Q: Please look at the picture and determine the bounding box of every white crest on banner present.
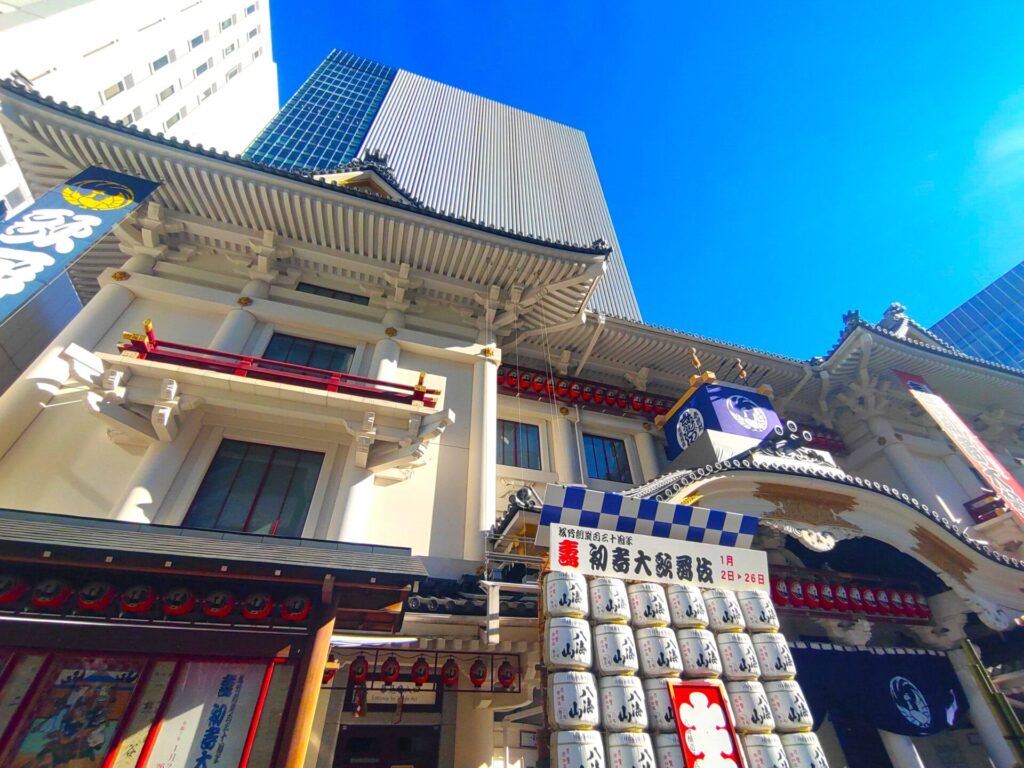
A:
[889,675,931,728]
[0,246,55,297]
[1,208,103,254]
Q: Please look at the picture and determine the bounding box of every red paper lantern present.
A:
[507,370,519,389]
[630,393,644,411]
[121,584,157,614]
[847,585,864,612]
[890,590,905,615]
[819,582,835,611]
[441,657,460,688]
[787,578,806,607]
[162,586,196,616]
[643,396,655,413]
[876,588,893,615]
[902,591,917,617]
[833,583,850,611]
[380,655,400,685]
[280,594,312,622]
[532,376,546,393]
[411,656,430,687]
[32,579,72,609]
[617,392,629,408]
[803,580,820,610]
[497,367,508,386]
[497,659,516,690]
[203,590,236,618]
[349,654,370,684]
[469,658,488,688]
[655,399,669,415]
[556,379,570,397]
[581,385,594,401]
[241,593,273,620]
[915,593,930,619]
[771,576,789,606]
[0,575,27,605]
[861,587,879,614]
[594,388,606,405]
[322,666,338,685]
[77,582,115,612]
[570,382,582,399]
[519,373,532,390]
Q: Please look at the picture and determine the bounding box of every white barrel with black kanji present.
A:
[544,617,593,670]
[593,622,639,676]
[550,729,606,768]
[605,732,656,768]
[703,588,746,632]
[742,733,792,768]
[545,571,589,618]
[725,680,775,733]
[590,577,631,624]
[781,732,830,768]
[752,633,797,680]
[764,680,813,733]
[737,589,780,632]
[653,731,685,768]
[547,671,600,729]
[667,583,709,628]
[677,628,722,678]
[637,626,684,677]
[598,674,649,732]
[717,632,761,681]
[627,582,670,628]
[642,677,677,732]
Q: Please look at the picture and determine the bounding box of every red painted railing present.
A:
[118,321,439,407]
[964,489,1005,524]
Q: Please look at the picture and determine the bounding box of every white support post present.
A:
[551,413,583,485]
[634,429,662,483]
[878,730,926,768]
[948,646,1018,768]
[464,348,498,561]
[334,440,375,544]
[208,280,269,353]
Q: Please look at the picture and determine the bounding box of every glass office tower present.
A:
[244,49,643,320]
[931,261,1024,368]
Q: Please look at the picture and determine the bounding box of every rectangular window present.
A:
[245,3,257,15]
[183,439,324,536]
[263,333,355,373]
[252,48,262,60]
[194,60,209,77]
[220,16,234,30]
[102,80,124,100]
[164,112,181,129]
[5,187,26,210]
[247,26,259,39]
[497,420,542,470]
[190,32,206,49]
[223,42,236,56]
[583,434,632,484]
[200,83,217,102]
[158,84,175,102]
[296,282,370,305]
[226,64,241,81]
[152,53,170,72]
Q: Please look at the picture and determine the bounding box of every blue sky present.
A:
[270,2,1024,360]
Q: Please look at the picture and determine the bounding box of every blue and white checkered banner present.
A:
[537,484,759,548]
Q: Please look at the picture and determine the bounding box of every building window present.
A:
[296,282,370,305]
[245,3,257,15]
[194,60,209,77]
[263,333,355,373]
[199,83,218,102]
[102,80,125,100]
[252,48,262,60]
[247,26,259,39]
[164,112,181,130]
[497,420,541,470]
[583,434,632,484]
[4,188,26,211]
[226,64,241,81]
[190,32,206,49]
[158,84,175,102]
[223,42,236,56]
[151,52,173,72]
[183,439,324,536]
[220,16,234,30]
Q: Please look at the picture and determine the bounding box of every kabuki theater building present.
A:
[0,75,1023,768]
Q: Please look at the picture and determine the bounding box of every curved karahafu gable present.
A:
[0,79,609,333]
[628,456,1024,629]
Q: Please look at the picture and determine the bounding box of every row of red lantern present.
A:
[771,576,931,620]
[497,368,671,415]
[0,574,312,623]
[348,654,517,690]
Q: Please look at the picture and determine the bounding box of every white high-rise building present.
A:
[0,0,279,389]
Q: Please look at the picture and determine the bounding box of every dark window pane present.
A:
[496,419,541,470]
[583,434,632,483]
[184,440,246,528]
[218,443,273,530]
[277,452,323,536]
[246,448,299,534]
[263,333,354,374]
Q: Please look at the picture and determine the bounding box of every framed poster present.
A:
[2,654,147,768]
[668,679,747,768]
[519,730,537,748]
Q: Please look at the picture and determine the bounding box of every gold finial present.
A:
[735,357,748,380]
[415,372,426,392]
[143,319,153,333]
[689,347,703,373]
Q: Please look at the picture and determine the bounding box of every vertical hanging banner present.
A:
[896,371,1024,526]
[0,166,159,325]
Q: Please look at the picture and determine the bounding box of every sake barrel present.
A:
[591,577,631,624]
[742,733,792,768]
[717,632,761,681]
[593,622,639,676]
[781,732,830,768]
[545,571,589,618]
[704,588,746,632]
[637,627,684,677]
[653,731,685,768]
[764,680,813,732]
[642,677,677,732]
[737,590,780,632]
[751,633,797,680]
[677,628,722,678]
[725,680,775,733]
[550,729,606,768]
[605,732,656,768]
[548,671,600,729]
[628,582,670,628]
[599,675,648,732]
[545,617,593,670]
[667,584,708,628]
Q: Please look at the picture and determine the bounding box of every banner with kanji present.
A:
[551,523,769,590]
[896,371,1024,526]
